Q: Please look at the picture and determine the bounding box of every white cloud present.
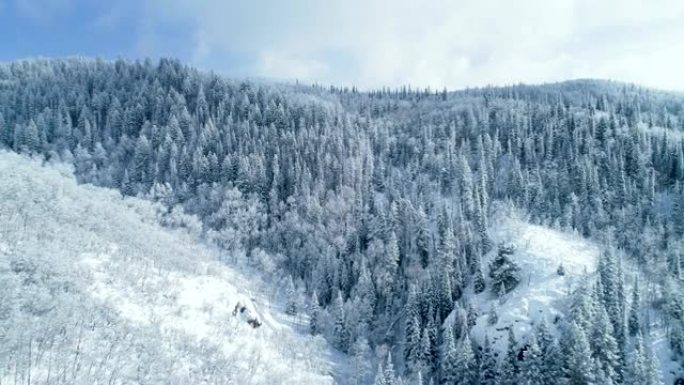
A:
[14,0,73,23]
[257,51,330,82]
[145,0,684,90]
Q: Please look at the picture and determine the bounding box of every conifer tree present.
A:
[440,327,459,385]
[479,334,498,385]
[454,334,477,385]
[564,322,596,385]
[309,290,321,335]
[285,275,297,315]
[590,305,620,382]
[333,291,349,352]
[518,336,544,385]
[499,328,519,385]
[536,319,562,384]
[489,243,521,294]
[374,362,387,385]
[383,352,398,385]
[628,276,641,336]
[352,337,372,385]
[405,316,422,373]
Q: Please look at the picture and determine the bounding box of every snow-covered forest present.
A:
[2,58,684,384]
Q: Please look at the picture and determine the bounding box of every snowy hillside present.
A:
[0,151,334,385]
[471,215,599,350]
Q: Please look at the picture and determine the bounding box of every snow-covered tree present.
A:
[489,243,521,295]
[285,275,298,315]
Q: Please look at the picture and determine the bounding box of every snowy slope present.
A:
[0,151,333,385]
[470,215,599,350]
[470,214,679,384]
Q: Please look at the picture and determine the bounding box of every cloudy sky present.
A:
[1,0,683,90]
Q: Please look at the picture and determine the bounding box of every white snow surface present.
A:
[470,215,599,350]
[0,151,333,385]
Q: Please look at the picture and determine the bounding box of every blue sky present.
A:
[2,0,683,90]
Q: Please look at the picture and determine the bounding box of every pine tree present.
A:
[440,327,459,385]
[333,291,350,352]
[133,135,152,183]
[285,275,297,315]
[499,328,519,385]
[356,263,376,330]
[352,337,372,385]
[427,313,440,375]
[489,243,521,294]
[536,319,562,385]
[626,333,648,385]
[309,290,321,335]
[459,153,475,217]
[416,206,432,268]
[23,120,40,153]
[473,256,486,294]
[437,270,453,320]
[418,328,432,377]
[405,316,422,373]
[466,302,478,330]
[590,305,620,382]
[628,276,641,336]
[564,322,596,385]
[454,334,477,385]
[519,336,544,385]
[644,337,662,385]
[374,362,387,385]
[383,352,398,385]
[479,334,498,385]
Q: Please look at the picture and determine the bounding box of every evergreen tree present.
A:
[383,352,398,385]
[405,316,422,373]
[454,334,477,385]
[352,337,372,385]
[466,302,478,330]
[479,334,499,385]
[628,276,641,336]
[416,206,432,268]
[418,328,432,378]
[518,336,544,385]
[564,322,596,385]
[499,328,518,385]
[626,333,649,385]
[333,291,350,352]
[536,319,562,385]
[285,275,297,315]
[590,305,620,382]
[473,257,486,294]
[374,362,388,385]
[309,290,321,335]
[440,327,459,385]
[489,243,521,295]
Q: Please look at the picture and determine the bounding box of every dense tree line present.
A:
[1,58,683,384]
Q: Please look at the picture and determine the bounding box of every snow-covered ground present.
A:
[469,214,678,384]
[471,215,599,350]
[0,151,334,385]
